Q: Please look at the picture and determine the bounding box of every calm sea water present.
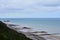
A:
[0,18,60,33]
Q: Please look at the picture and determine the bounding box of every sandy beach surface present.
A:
[4,22,60,40]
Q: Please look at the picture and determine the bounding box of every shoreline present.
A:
[4,21,60,40]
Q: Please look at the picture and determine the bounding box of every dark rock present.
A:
[4,20,10,22]
[40,31,47,33]
[22,27,31,29]
[32,31,47,33]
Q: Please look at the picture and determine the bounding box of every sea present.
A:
[0,18,60,34]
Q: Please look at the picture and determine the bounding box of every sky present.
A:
[0,0,60,18]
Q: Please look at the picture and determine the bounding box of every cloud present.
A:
[38,0,60,6]
[0,0,60,18]
[0,0,60,8]
[0,0,37,9]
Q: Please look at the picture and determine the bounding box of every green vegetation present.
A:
[0,21,32,40]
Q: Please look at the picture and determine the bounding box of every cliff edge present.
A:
[0,21,32,40]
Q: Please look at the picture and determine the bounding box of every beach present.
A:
[4,21,60,40]
[0,18,60,34]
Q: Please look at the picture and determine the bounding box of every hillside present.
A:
[0,21,32,40]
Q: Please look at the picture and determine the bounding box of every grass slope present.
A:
[0,21,32,40]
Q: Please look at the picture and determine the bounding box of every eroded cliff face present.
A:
[0,21,32,40]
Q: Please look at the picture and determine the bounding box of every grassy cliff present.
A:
[0,21,32,40]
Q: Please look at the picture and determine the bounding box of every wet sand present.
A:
[4,22,60,40]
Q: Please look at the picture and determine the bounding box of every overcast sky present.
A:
[0,0,60,18]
